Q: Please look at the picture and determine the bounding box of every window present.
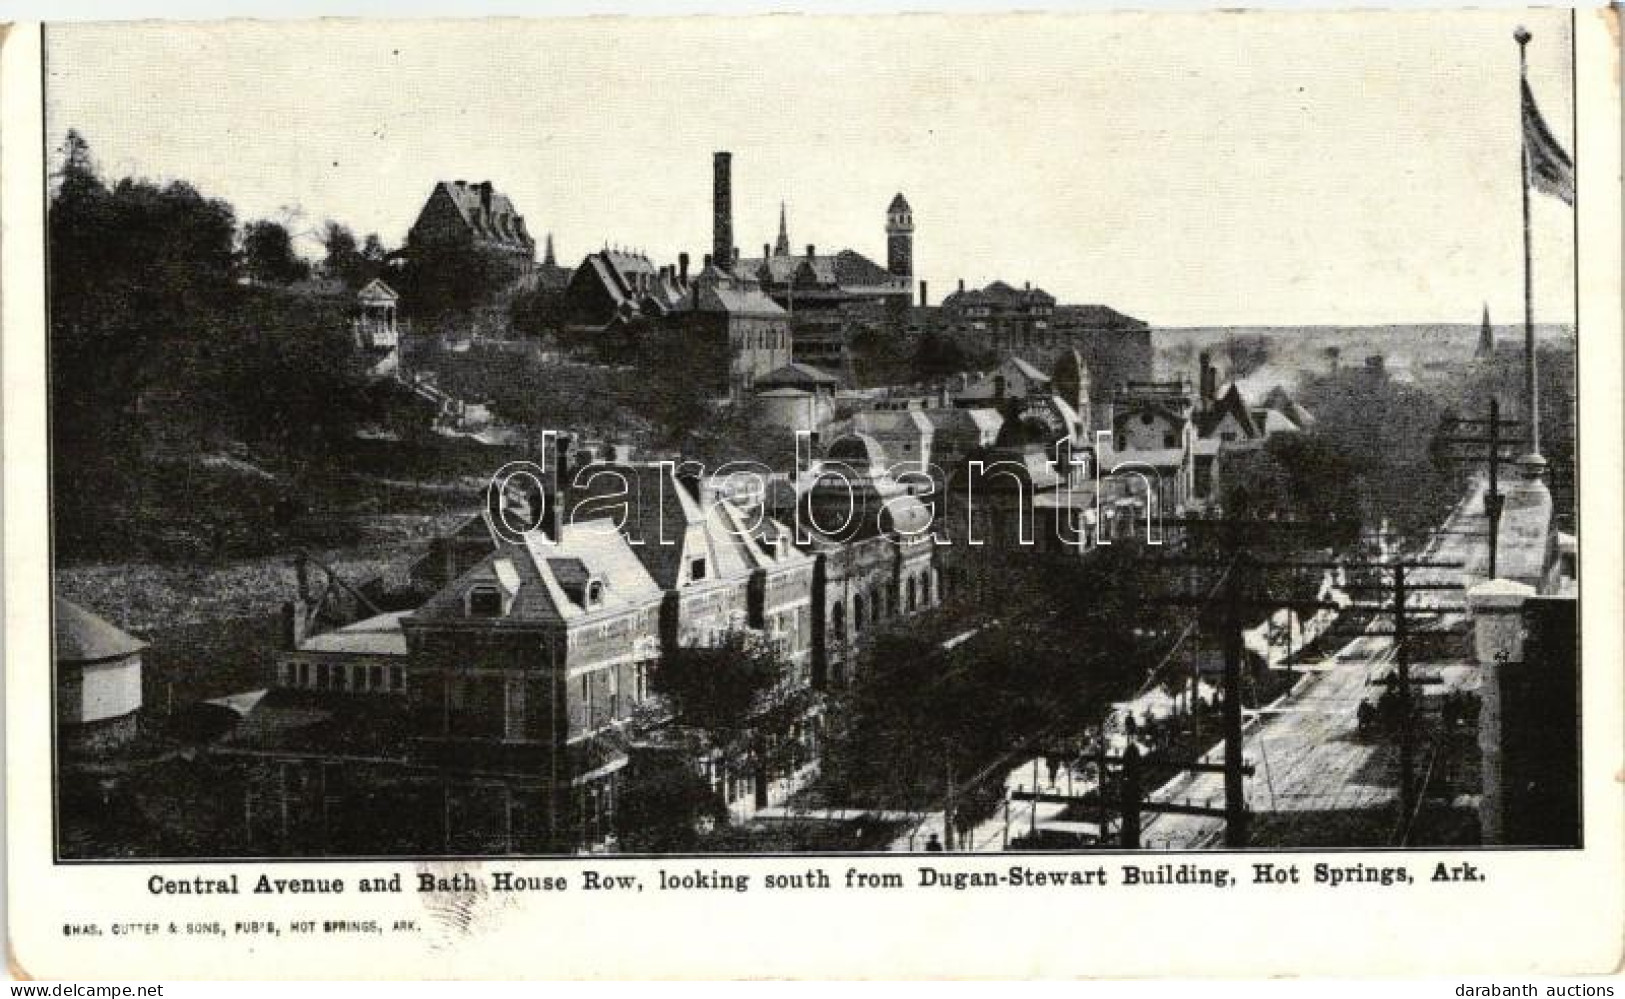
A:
[390,665,405,693]
[468,585,503,617]
[587,579,604,607]
[297,662,311,688]
[1163,433,1176,447]
[1220,431,1236,442]
[369,664,384,691]
[607,669,620,720]
[318,663,332,690]
[1141,413,1154,426]
[690,557,707,581]
[852,595,865,633]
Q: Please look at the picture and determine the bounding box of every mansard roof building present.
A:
[407,179,536,263]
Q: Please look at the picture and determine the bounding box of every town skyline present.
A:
[45,10,1575,328]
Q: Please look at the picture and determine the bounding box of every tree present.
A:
[51,129,102,203]
[320,220,366,287]
[648,630,807,829]
[1227,335,1273,379]
[242,220,308,285]
[615,751,730,853]
[914,329,968,381]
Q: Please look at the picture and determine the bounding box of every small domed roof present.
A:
[55,599,146,663]
[877,493,933,537]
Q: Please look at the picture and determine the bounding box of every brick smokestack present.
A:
[713,152,733,275]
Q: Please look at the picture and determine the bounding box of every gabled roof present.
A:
[1008,357,1051,384]
[695,282,787,317]
[297,610,409,657]
[1261,385,1316,428]
[356,277,399,304]
[758,361,840,389]
[956,357,1053,401]
[853,408,934,442]
[1196,384,1260,439]
[1260,410,1301,435]
[1113,401,1188,431]
[55,599,146,663]
[888,193,912,213]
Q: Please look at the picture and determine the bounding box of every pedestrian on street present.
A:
[925,833,943,852]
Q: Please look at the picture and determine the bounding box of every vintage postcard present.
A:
[3,8,1621,979]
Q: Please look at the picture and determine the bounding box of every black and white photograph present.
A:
[9,4,1623,982]
[35,10,1590,866]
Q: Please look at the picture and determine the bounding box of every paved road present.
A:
[1140,483,1490,849]
[884,482,1492,854]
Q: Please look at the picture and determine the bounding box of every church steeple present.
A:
[773,202,790,257]
[1476,303,1495,360]
[544,232,556,268]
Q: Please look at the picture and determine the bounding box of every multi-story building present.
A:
[940,280,1056,346]
[1102,378,1199,515]
[729,179,915,377]
[406,179,536,270]
[395,450,827,846]
[791,434,942,689]
[401,499,666,850]
[684,264,793,398]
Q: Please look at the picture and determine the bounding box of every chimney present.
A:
[713,151,733,275]
[958,278,965,294]
[550,433,571,541]
[703,253,713,270]
[764,243,771,260]
[283,599,310,650]
[733,247,740,269]
[806,244,815,258]
[1024,281,1031,292]
[479,181,493,212]
[294,553,313,602]
[919,280,929,308]
[1199,350,1215,407]
[679,252,690,283]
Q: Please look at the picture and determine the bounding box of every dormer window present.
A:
[468,585,504,617]
[587,579,605,607]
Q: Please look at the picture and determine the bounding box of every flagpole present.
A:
[1515,25,1541,457]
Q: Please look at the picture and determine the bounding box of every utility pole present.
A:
[1436,402,1523,579]
[1120,741,1142,849]
[1221,556,1249,847]
[1394,563,1414,825]
[1332,558,1466,843]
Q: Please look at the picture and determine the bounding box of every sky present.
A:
[44,9,1577,327]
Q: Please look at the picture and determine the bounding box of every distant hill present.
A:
[1152,323,1575,385]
